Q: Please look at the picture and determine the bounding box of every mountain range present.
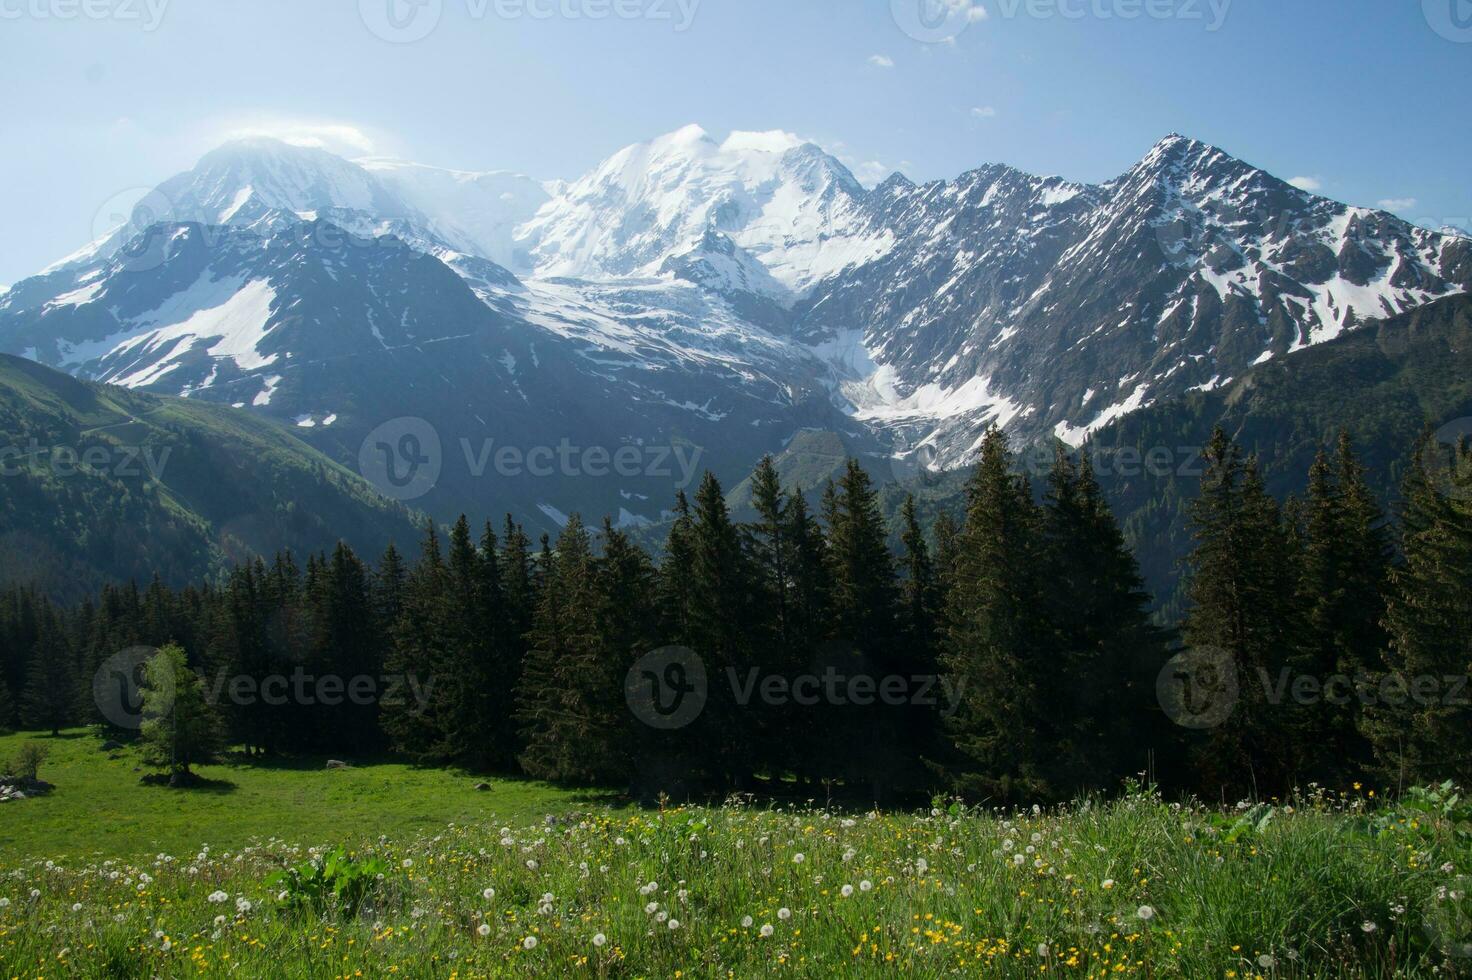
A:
[1,126,1467,539]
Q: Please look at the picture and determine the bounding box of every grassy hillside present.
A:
[1,730,1467,976]
[0,355,422,600]
[0,730,609,860]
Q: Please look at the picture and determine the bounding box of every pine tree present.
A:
[1041,447,1167,794]
[382,523,456,761]
[22,605,74,736]
[515,515,610,782]
[1368,439,1472,786]
[1295,436,1392,782]
[742,458,801,776]
[657,491,696,645]
[139,643,223,783]
[900,496,939,671]
[938,427,1051,801]
[304,542,379,753]
[822,460,906,798]
[1181,428,1307,796]
[684,471,759,788]
[746,457,792,652]
[0,674,15,733]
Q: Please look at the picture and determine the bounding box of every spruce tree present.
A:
[1041,447,1166,794]
[684,471,759,788]
[139,643,223,783]
[22,605,74,736]
[1181,428,1306,796]
[1369,439,1472,786]
[515,515,610,782]
[382,523,456,761]
[938,427,1051,801]
[0,674,15,733]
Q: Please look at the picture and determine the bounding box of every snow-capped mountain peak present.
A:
[518,125,872,291]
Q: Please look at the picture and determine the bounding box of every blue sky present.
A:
[1,0,1468,284]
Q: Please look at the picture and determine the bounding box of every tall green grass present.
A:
[1,732,1468,978]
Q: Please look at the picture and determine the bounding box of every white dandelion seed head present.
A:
[593,932,607,947]
[1137,905,1156,921]
[523,936,538,949]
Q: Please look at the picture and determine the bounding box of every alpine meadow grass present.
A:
[1,736,1468,978]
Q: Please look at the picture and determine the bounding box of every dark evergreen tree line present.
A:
[1,426,1467,802]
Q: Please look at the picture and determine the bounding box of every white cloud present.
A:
[950,0,989,21]
[868,54,895,69]
[971,106,998,119]
[1288,175,1323,192]
[1376,197,1417,211]
[214,119,378,156]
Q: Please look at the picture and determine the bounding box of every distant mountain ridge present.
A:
[1,129,1466,532]
[0,353,421,601]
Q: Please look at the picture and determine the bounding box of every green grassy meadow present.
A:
[1,730,1470,978]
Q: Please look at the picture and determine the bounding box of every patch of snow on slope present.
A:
[108,277,279,386]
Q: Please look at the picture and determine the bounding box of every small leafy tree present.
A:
[5,741,48,782]
[140,644,223,782]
